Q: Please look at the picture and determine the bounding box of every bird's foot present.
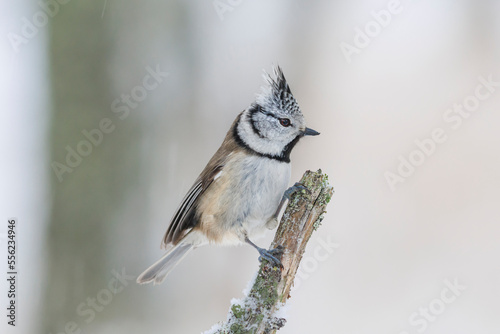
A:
[257,245,284,269]
[284,182,311,200]
[266,184,311,230]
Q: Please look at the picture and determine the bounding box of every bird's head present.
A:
[236,66,319,162]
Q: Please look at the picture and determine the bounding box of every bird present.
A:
[137,65,319,284]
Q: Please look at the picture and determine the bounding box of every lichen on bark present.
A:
[205,169,334,334]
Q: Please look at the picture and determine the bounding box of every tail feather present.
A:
[137,243,193,285]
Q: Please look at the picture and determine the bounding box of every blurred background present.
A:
[1,0,500,333]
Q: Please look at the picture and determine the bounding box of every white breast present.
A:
[220,154,291,242]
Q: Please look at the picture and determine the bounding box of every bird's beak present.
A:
[303,127,320,136]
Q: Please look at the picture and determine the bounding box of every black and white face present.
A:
[236,102,314,161]
[235,66,319,161]
[251,103,305,142]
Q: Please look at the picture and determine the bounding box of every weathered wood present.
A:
[206,169,334,334]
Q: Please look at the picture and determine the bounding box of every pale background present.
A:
[1,0,499,333]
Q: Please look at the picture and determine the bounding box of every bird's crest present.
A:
[256,65,301,116]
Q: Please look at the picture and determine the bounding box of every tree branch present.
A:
[205,169,334,334]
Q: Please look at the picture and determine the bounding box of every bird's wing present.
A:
[161,163,224,247]
[161,115,242,248]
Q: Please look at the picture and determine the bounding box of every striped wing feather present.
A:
[161,116,241,247]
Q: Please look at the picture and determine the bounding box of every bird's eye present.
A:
[279,118,291,127]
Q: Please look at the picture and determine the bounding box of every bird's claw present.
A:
[284,182,311,200]
[258,245,284,269]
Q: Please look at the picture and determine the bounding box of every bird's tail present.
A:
[136,243,193,285]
